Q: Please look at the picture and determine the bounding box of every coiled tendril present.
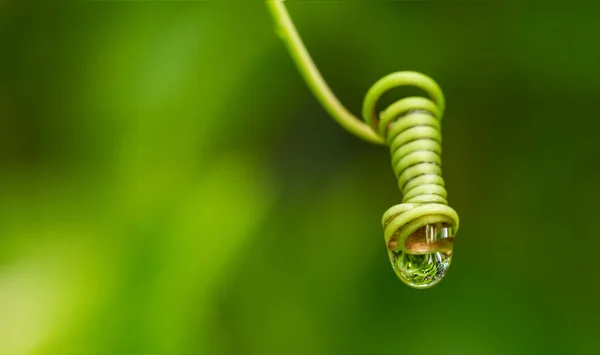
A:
[363,72,459,288]
[267,1,459,288]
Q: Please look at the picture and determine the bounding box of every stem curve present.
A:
[266,1,384,145]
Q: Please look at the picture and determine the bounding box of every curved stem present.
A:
[266,1,384,145]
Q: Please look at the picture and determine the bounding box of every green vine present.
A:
[267,1,460,289]
[266,1,383,144]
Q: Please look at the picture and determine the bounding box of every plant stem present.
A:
[266,1,384,145]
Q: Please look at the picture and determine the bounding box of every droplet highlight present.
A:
[388,223,454,289]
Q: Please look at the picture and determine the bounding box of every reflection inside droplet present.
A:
[389,223,454,289]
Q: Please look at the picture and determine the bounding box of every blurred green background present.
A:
[2,1,600,354]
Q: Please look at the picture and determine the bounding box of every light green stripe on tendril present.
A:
[266,1,384,145]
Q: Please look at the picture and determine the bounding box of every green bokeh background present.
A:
[2,1,600,354]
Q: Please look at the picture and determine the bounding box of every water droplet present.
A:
[388,223,454,289]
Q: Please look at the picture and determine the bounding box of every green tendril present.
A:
[267,1,460,289]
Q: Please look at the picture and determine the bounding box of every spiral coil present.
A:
[362,72,459,287]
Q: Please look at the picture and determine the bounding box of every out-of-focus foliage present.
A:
[1,1,600,354]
